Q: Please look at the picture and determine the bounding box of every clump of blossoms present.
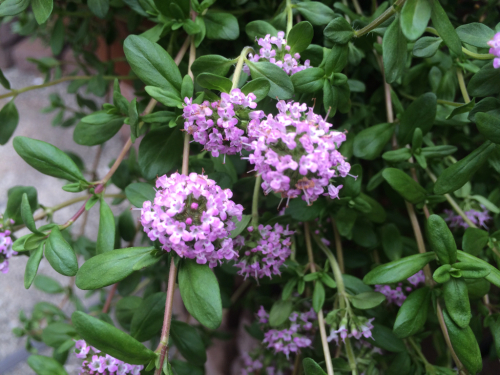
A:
[326,314,375,344]
[374,270,426,306]
[257,306,316,358]
[488,32,500,69]
[245,100,350,205]
[0,226,14,274]
[233,223,294,280]
[444,207,491,229]
[243,31,311,76]
[140,172,243,268]
[183,88,257,159]
[240,352,291,375]
[74,340,143,375]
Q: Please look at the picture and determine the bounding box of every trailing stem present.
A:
[456,68,471,104]
[232,46,254,90]
[155,36,195,375]
[304,222,335,375]
[251,175,262,229]
[354,0,405,38]
[286,0,294,36]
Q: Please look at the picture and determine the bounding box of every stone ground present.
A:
[0,67,126,374]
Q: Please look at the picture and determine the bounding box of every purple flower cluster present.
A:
[245,100,350,205]
[244,31,311,76]
[183,89,257,158]
[258,306,316,358]
[140,172,244,268]
[374,270,426,306]
[233,223,294,279]
[240,352,288,375]
[241,353,264,375]
[0,229,14,274]
[488,32,500,69]
[74,340,143,375]
[444,208,491,229]
[327,317,375,344]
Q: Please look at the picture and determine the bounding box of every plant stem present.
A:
[0,75,132,100]
[425,27,493,60]
[398,91,464,107]
[456,67,471,104]
[436,303,467,375]
[286,0,294,36]
[232,46,254,90]
[155,35,195,375]
[304,223,335,375]
[102,283,118,314]
[354,0,405,38]
[251,175,262,229]
[405,202,433,284]
[313,234,358,375]
[331,218,345,273]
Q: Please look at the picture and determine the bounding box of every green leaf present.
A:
[124,35,182,92]
[430,0,463,57]
[46,227,78,276]
[230,214,250,238]
[21,193,41,234]
[353,123,395,160]
[288,21,314,54]
[125,182,155,208]
[191,55,236,78]
[295,2,337,26]
[433,264,452,284]
[291,68,325,93]
[486,314,500,358]
[181,75,194,99]
[197,73,232,93]
[0,0,30,17]
[393,287,431,338]
[118,210,136,242]
[24,243,44,289]
[269,300,293,327]
[442,309,482,374]
[42,322,76,347]
[204,12,239,40]
[88,0,109,18]
[27,355,67,375]
[470,195,500,213]
[245,20,277,40]
[50,18,64,55]
[75,247,154,290]
[170,320,207,366]
[303,358,327,375]
[325,44,349,76]
[382,168,427,204]
[360,193,387,223]
[116,296,142,331]
[462,228,489,256]
[241,78,271,102]
[113,79,129,115]
[340,164,362,198]
[97,199,115,254]
[142,111,176,124]
[363,253,435,285]
[476,112,500,144]
[32,0,53,24]
[171,360,204,375]
[443,278,471,328]
[178,260,222,329]
[144,86,183,108]
[398,92,437,145]
[434,141,496,195]
[138,127,183,180]
[400,0,431,40]
[369,324,405,352]
[457,250,500,288]
[73,113,124,146]
[0,68,11,89]
[467,62,500,97]
[285,199,322,221]
[72,311,156,364]
[130,292,166,342]
[382,148,412,163]
[312,281,325,312]
[13,137,85,182]
[350,291,386,309]
[456,23,495,49]
[453,262,490,279]
[324,17,354,44]
[426,214,457,264]
[0,100,19,146]
[246,61,294,99]
[412,36,442,58]
[446,99,475,120]
[34,275,64,294]
[381,223,403,261]
[382,20,407,84]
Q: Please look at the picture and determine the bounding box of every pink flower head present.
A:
[488,32,500,69]
[141,172,243,268]
[0,230,14,275]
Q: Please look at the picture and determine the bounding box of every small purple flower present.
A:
[488,32,500,69]
[444,207,491,229]
[141,172,243,268]
[0,229,14,275]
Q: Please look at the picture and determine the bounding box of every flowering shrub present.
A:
[1,1,500,375]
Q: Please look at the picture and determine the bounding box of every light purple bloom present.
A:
[141,172,243,268]
[488,32,500,69]
[245,101,350,205]
[375,270,426,306]
[0,229,14,274]
[444,207,491,229]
